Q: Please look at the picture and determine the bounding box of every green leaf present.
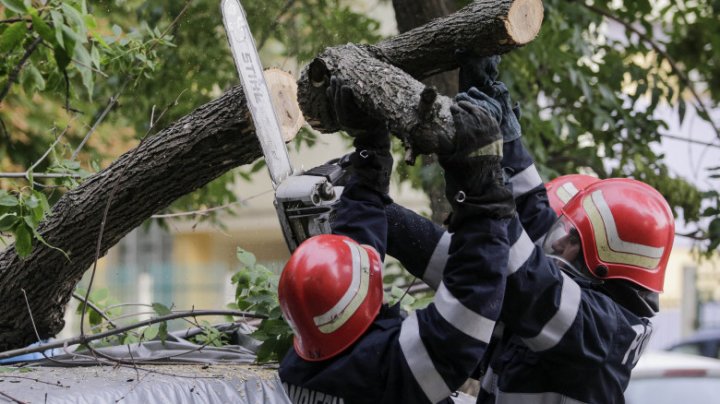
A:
[24,63,46,92]
[0,214,19,231]
[0,191,18,207]
[158,321,168,343]
[14,222,32,258]
[0,0,26,14]
[236,247,256,268]
[151,302,172,316]
[0,22,28,53]
[30,9,54,44]
[53,43,71,71]
[142,324,159,341]
[90,288,108,302]
[61,3,85,35]
[50,10,64,49]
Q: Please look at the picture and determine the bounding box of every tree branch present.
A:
[298,0,544,161]
[580,2,720,142]
[0,36,43,105]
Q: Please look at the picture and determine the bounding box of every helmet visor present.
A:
[542,216,587,278]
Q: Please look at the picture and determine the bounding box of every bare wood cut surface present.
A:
[0,0,543,351]
[297,0,543,160]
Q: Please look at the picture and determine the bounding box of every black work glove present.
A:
[457,49,500,94]
[327,75,393,195]
[439,94,515,226]
[456,50,522,142]
[327,75,388,147]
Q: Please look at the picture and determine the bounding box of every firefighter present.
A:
[278,76,516,403]
[383,55,675,403]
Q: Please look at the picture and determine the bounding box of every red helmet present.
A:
[545,174,600,215]
[560,178,674,292]
[278,234,383,361]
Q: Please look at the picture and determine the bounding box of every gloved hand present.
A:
[327,75,392,195]
[456,50,522,142]
[457,49,500,94]
[327,75,388,147]
[439,93,515,225]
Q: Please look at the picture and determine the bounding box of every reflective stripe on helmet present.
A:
[521,272,581,351]
[556,182,580,204]
[433,283,496,342]
[313,240,371,333]
[584,191,664,270]
[399,312,452,403]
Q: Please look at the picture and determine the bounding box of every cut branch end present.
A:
[505,0,544,45]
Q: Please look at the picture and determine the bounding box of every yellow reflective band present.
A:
[314,241,371,334]
[583,193,662,270]
[556,182,579,204]
[468,139,503,158]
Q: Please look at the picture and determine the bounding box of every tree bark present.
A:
[0,86,261,351]
[0,0,543,351]
[392,0,459,224]
[297,0,543,160]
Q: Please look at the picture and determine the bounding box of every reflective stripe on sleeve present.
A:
[495,391,588,404]
[480,366,497,394]
[521,272,582,351]
[508,230,534,275]
[510,164,543,198]
[423,231,451,290]
[433,282,496,343]
[399,312,452,403]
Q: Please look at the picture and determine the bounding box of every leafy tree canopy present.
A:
[0,0,718,258]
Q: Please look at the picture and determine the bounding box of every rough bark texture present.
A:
[0,86,261,351]
[393,0,458,224]
[0,0,542,351]
[298,0,542,160]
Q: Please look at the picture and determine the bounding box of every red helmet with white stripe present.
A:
[278,234,383,361]
[560,178,674,292]
[545,174,600,215]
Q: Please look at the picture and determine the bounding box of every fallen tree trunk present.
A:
[0,0,543,351]
[0,86,261,351]
[297,0,543,160]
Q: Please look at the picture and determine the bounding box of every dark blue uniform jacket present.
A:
[385,139,653,404]
[280,177,511,404]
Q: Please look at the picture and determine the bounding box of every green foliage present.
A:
[492,0,720,255]
[231,247,293,363]
[74,287,121,332]
[190,320,228,348]
[0,188,60,258]
[73,287,173,346]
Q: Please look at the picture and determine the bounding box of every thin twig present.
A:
[70,292,118,329]
[79,106,171,363]
[581,2,720,141]
[0,18,31,23]
[660,133,720,148]
[0,390,26,404]
[0,310,264,361]
[26,123,74,182]
[0,173,84,179]
[150,190,272,219]
[19,289,71,367]
[126,345,140,381]
[0,375,68,388]
[0,36,43,104]
[71,89,125,160]
[256,0,297,50]
[69,0,192,160]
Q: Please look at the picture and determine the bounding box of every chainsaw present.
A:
[221,0,344,252]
